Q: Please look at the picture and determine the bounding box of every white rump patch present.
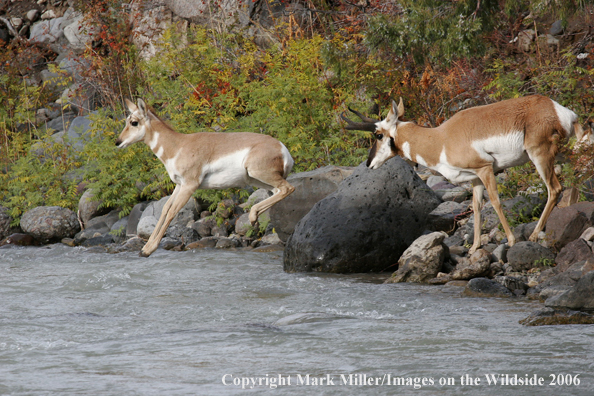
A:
[551,100,577,136]
[471,131,528,172]
[401,141,412,161]
[199,149,250,189]
[280,142,294,178]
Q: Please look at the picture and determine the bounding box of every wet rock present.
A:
[450,249,491,280]
[117,236,145,252]
[61,238,75,247]
[159,237,182,250]
[554,238,594,273]
[284,158,442,273]
[462,277,513,298]
[507,241,555,272]
[82,234,115,247]
[0,233,36,247]
[186,237,218,249]
[545,206,588,250]
[520,307,594,326]
[20,206,80,243]
[545,270,594,311]
[216,237,241,249]
[494,275,528,296]
[252,244,285,253]
[269,165,354,241]
[386,232,447,283]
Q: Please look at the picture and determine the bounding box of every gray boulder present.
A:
[545,270,594,311]
[507,241,555,272]
[126,202,149,236]
[545,206,588,250]
[450,249,491,280]
[269,165,354,241]
[427,201,467,232]
[284,158,442,273]
[78,189,107,227]
[20,206,80,242]
[463,277,513,298]
[386,232,447,283]
[554,238,594,273]
[520,307,594,326]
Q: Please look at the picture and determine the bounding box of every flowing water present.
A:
[0,245,592,395]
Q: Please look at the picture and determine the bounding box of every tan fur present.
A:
[368,95,582,254]
[117,99,295,257]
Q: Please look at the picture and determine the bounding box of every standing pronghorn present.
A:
[343,95,590,254]
[116,98,295,257]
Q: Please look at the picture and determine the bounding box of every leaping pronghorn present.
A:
[343,95,591,254]
[116,99,295,257]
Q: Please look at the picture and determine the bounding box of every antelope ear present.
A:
[397,97,405,119]
[137,99,148,118]
[385,99,400,125]
[125,98,137,113]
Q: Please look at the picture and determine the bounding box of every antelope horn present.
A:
[341,106,379,132]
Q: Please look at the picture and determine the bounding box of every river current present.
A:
[0,245,592,395]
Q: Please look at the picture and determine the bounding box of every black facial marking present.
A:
[366,141,378,167]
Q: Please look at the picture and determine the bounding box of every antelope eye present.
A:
[376,134,383,140]
[131,121,138,127]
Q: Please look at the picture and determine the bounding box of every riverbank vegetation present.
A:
[1,0,594,223]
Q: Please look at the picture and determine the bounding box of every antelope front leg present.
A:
[476,167,516,249]
[469,181,485,255]
[248,180,295,225]
[140,185,195,257]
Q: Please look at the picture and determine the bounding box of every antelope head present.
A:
[116,98,151,148]
[342,98,404,169]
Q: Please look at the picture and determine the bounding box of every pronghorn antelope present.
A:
[343,95,589,254]
[116,99,295,257]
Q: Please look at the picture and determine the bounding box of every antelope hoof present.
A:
[139,249,151,258]
[468,244,479,256]
[528,232,538,243]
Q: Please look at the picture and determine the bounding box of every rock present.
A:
[165,197,201,238]
[110,216,128,237]
[29,17,65,44]
[210,222,229,237]
[572,201,594,224]
[520,308,594,326]
[245,189,272,207]
[491,244,508,262]
[481,195,545,234]
[581,227,594,242]
[545,270,594,311]
[532,260,594,300]
[214,199,235,219]
[517,29,535,52]
[20,206,80,243]
[78,189,107,227]
[549,20,563,36]
[0,206,19,240]
[494,275,528,295]
[137,216,157,239]
[427,201,466,232]
[234,213,253,236]
[545,206,588,250]
[450,249,491,280]
[426,175,446,188]
[27,10,40,22]
[252,244,285,253]
[192,217,215,238]
[462,277,513,298]
[554,238,594,273]
[82,234,115,247]
[268,165,354,241]
[126,202,149,236]
[261,232,283,245]
[386,232,447,283]
[0,233,36,247]
[512,221,538,242]
[179,227,199,245]
[284,158,442,273]
[63,14,100,52]
[117,236,145,252]
[216,237,241,249]
[506,241,555,272]
[185,237,218,249]
[43,112,77,133]
[434,186,470,203]
[159,237,182,250]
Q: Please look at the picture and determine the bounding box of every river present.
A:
[0,244,592,395]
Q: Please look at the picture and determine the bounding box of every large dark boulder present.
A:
[269,165,354,241]
[283,157,442,273]
[545,206,588,250]
[545,270,594,311]
[506,241,555,272]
